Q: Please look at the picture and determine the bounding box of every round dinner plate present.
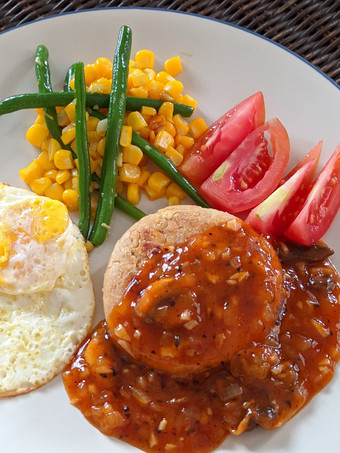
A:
[0,7,339,453]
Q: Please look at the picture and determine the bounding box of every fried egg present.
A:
[0,184,95,397]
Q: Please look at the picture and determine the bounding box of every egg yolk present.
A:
[0,229,10,266]
[30,198,69,242]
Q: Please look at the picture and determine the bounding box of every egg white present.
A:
[0,184,75,295]
[0,185,95,397]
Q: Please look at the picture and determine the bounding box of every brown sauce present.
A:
[63,226,340,453]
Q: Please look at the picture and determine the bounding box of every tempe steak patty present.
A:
[103,205,283,373]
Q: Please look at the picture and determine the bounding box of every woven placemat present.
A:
[0,0,339,85]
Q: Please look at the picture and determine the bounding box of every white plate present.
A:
[0,8,339,453]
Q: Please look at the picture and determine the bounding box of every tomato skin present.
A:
[180,92,265,185]
[246,141,322,237]
[285,143,340,246]
[281,140,322,184]
[199,118,290,213]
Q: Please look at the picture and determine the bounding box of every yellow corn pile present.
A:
[20,51,208,214]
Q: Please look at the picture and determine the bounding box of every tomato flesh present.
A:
[180,92,265,184]
[246,141,322,237]
[285,143,340,245]
[199,118,290,213]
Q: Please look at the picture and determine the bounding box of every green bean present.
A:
[74,62,91,239]
[64,64,76,92]
[115,195,146,221]
[87,107,107,120]
[35,45,62,144]
[89,25,132,246]
[0,92,194,117]
[35,45,75,157]
[126,97,194,117]
[131,132,211,208]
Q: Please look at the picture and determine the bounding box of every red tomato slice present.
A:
[246,141,322,237]
[200,118,290,213]
[281,139,322,184]
[285,143,340,245]
[180,91,265,184]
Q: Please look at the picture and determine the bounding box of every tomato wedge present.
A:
[180,92,265,184]
[199,118,290,213]
[285,143,340,246]
[246,141,322,237]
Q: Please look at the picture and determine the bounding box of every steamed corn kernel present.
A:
[127,183,140,205]
[40,139,50,154]
[54,149,74,170]
[94,57,113,79]
[48,138,62,161]
[44,169,58,181]
[135,50,155,70]
[90,158,98,174]
[62,189,79,211]
[141,106,157,117]
[89,77,111,94]
[167,195,180,206]
[61,125,76,145]
[120,125,133,147]
[176,144,186,155]
[147,80,164,99]
[138,168,151,188]
[166,182,187,200]
[144,184,165,201]
[57,109,69,127]
[148,171,171,192]
[87,130,102,144]
[96,137,106,156]
[34,114,45,125]
[162,121,176,137]
[115,180,124,194]
[154,130,174,151]
[165,146,183,166]
[37,151,56,171]
[71,175,79,191]
[84,64,98,86]
[130,69,150,87]
[158,102,174,121]
[130,86,148,98]
[189,117,208,139]
[180,94,197,110]
[144,68,156,81]
[64,101,76,123]
[127,111,148,131]
[163,80,183,99]
[26,124,49,148]
[178,135,194,149]
[123,145,143,165]
[156,71,175,84]
[87,116,100,131]
[119,163,141,183]
[45,182,64,201]
[29,177,52,196]
[173,115,189,136]
[56,170,71,185]
[19,160,43,184]
[164,56,182,77]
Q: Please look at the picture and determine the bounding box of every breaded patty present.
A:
[103,205,283,374]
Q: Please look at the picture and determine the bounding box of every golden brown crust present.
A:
[103,205,237,321]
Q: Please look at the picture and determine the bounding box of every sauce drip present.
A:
[63,228,340,453]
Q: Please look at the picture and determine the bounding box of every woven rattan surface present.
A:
[0,0,339,85]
